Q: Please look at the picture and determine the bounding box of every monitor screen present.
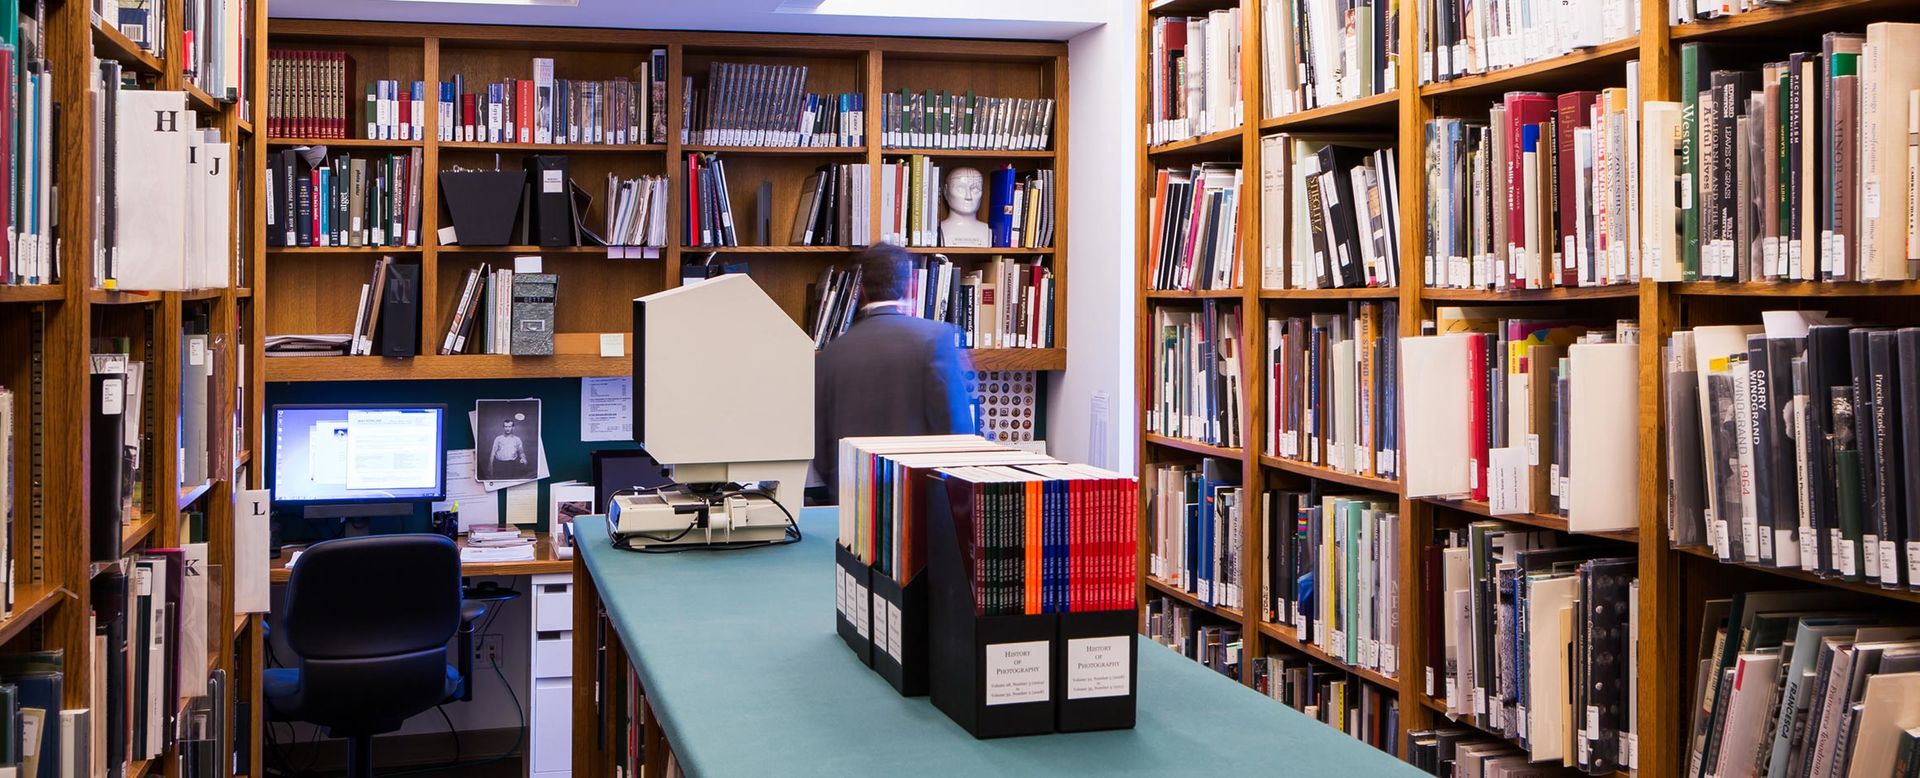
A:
[270,404,446,504]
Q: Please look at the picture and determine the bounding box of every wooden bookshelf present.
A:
[0,0,270,775]
[260,21,1071,396]
[1135,0,1920,771]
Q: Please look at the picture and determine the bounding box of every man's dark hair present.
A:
[858,244,913,305]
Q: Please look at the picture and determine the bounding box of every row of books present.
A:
[2,11,53,286]
[181,0,243,100]
[96,75,234,291]
[1423,80,1643,291]
[1645,30,1920,283]
[883,160,1057,250]
[603,174,670,251]
[264,148,425,248]
[1147,162,1243,292]
[684,62,861,148]
[1264,302,1401,481]
[178,311,217,491]
[682,153,737,247]
[1261,139,1403,290]
[1253,653,1400,754]
[1423,522,1640,774]
[440,263,556,356]
[938,463,1138,616]
[878,91,1054,151]
[1146,301,1245,450]
[89,341,147,552]
[1401,314,1642,534]
[1146,459,1243,609]
[1145,597,1242,678]
[1258,0,1395,118]
[1417,0,1640,85]
[807,256,1057,351]
[440,57,667,146]
[1665,317,1920,589]
[789,163,870,248]
[265,49,353,139]
[1264,492,1403,680]
[1405,728,1572,776]
[1148,10,1244,148]
[93,547,214,776]
[1683,590,1920,777]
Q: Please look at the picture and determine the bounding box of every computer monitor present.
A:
[269,403,447,518]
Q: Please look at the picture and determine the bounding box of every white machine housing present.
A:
[616,274,813,545]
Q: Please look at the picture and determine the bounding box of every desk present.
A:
[572,509,1421,777]
[269,532,572,583]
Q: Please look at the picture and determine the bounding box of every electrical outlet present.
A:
[478,633,505,667]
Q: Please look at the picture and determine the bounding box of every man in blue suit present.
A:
[813,244,976,501]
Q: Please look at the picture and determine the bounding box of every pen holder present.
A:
[429,509,460,540]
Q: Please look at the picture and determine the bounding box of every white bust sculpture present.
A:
[940,166,992,247]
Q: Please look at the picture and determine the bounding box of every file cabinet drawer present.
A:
[530,678,572,773]
[533,581,573,632]
[533,631,573,678]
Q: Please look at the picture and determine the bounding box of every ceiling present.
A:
[267,0,1112,41]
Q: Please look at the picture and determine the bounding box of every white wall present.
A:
[1047,2,1138,475]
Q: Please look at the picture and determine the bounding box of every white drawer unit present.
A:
[528,573,574,778]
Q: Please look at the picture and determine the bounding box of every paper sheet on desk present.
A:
[580,377,632,442]
[467,411,550,490]
[505,482,539,524]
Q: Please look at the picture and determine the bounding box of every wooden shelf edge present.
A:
[1671,280,1920,297]
[1420,285,1639,302]
[1147,288,1245,299]
[1258,286,1400,299]
[268,137,425,148]
[1261,91,1399,131]
[1253,620,1399,690]
[1674,545,1920,604]
[0,284,64,303]
[1419,37,1640,98]
[905,246,1056,255]
[681,144,867,155]
[1144,576,1244,622]
[0,585,67,646]
[121,513,161,556]
[267,246,423,254]
[1258,455,1402,495]
[179,480,216,511]
[1143,434,1244,460]
[1420,497,1640,542]
[92,17,165,74]
[1671,0,1920,40]
[440,141,666,153]
[265,354,632,382]
[87,289,165,305]
[881,148,1055,158]
[1147,126,1244,157]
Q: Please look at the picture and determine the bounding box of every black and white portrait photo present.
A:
[476,398,542,482]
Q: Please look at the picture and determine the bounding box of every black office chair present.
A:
[264,534,487,777]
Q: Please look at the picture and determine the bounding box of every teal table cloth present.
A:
[576,508,1421,776]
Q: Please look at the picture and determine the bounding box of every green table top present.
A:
[576,509,1421,777]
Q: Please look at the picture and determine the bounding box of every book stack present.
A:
[92,547,208,776]
[1145,596,1242,678]
[1258,0,1395,118]
[1260,139,1402,289]
[1253,652,1400,752]
[439,262,554,357]
[809,256,1056,350]
[786,163,871,247]
[1401,314,1641,532]
[264,147,425,248]
[879,91,1055,151]
[1262,492,1401,679]
[1417,0,1640,84]
[96,74,234,291]
[182,0,243,100]
[1404,729,1560,775]
[683,62,862,147]
[1643,28,1920,283]
[1664,317,1920,587]
[880,155,941,247]
[1424,77,1643,290]
[1147,162,1243,292]
[1146,458,1243,609]
[439,53,667,145]
[683,153,736,248]
[266,49,355,139]
[1148,9,1244,147]
[931,463,1138,616]
[3,19,55,286]
[1682,591,1920,777]
[1424,523,1640,774]
[1148,301,1244,450]
[603,174,669,253]
[1265,302,1401,480]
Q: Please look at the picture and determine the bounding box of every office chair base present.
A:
[346,734,373,778]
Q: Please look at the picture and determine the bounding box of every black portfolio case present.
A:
[1054,610,1138,732]
[870,570,928,696]
[524,154,574,246]
[378,261,420,357]
[439,170,526,246]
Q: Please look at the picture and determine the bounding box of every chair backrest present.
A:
[284,534,461,659]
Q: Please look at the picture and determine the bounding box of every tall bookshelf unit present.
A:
[0,0,270,775]
[1135,0,1920,772]
[257,20,1071,387]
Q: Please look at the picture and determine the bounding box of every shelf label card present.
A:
[872,591,890,657]
[1066,636,1131,700]
[984,640,1050,706]
[885,600,903,661]
[854,582,870,639]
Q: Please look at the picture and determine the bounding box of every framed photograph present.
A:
[476,398,542,483]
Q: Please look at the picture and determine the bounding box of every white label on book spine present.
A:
[1293,611,1306,635]
[1839,536,1859,577]
[983,640,1050,706]
[1380,644,1396,675]
[134,567,152,596]
[1490,702,1505,729]
[1776,529,1801,569]
[854,582,870,639]
[1331,630,1346,659]
[189,339,206,366]
[1714,520,1732,558]
[543,169,563,194]
[835,569,846,616]
[1626,732,1639,769]
[1066,636,1131,700]
[1527,434,1540,466]
[1802,533,1820,569]
[101,379,124,416]
[1865,535,1883,579]
[1446,679,1458,709]
[872,591,889,654]
[1880,541,1900,585]
[1908,541,1920,586]
[1586,705,1601,740]
[886,601,903,661]
[1426,667,1436,696]
[1473,686,1487,715]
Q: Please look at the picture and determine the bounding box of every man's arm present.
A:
[924,329,976,434]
